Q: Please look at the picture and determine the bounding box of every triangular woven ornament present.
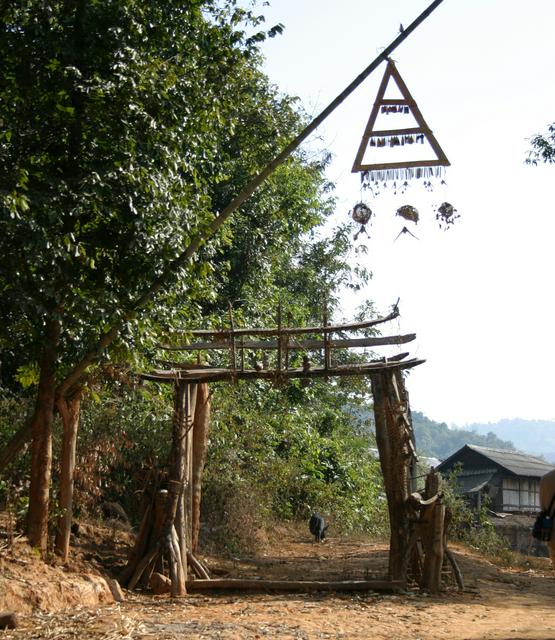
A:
[352,60,450,181]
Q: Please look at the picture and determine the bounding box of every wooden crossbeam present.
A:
[157,351,411,371]
[159,308,399,343]
[140,356,425,384]
[159,333,416,352]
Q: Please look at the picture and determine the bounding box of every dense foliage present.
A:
[203,379,387,551]
[0,1,298,383]
[441,465,511,562]
[0,0,386,551]
[527,123,555,165]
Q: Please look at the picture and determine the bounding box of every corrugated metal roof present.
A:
[466,445,554,477]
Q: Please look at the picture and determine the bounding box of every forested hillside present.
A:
[411,411,515,461]
[464,419,555,463]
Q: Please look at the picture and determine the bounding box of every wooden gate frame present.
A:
[120,306,460,595]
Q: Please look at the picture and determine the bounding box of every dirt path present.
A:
[2,533,554,639]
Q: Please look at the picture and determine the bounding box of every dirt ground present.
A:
[1,523,554,640]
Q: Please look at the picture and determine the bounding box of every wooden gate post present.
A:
[191,382,211,552]
[121,379,197,595]
[371,370,416,582]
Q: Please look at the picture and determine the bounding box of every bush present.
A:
[442,465,510,561]
[202,378,389,552]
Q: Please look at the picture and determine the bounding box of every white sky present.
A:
[259,0,555,426]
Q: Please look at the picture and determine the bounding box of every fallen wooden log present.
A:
[185,578,405,593]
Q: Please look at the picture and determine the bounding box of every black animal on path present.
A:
[309,513,328,543]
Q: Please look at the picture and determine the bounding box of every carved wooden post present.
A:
[421,469,445,593]
[371,370,415,582]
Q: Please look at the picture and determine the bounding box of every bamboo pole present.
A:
[277,305,283,373]
[186,578,406,593]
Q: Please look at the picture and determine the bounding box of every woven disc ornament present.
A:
[436,202,459,230]
[396,205,419,224]
[351,202,372,240]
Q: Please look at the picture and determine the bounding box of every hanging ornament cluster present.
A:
[348,60,459,242]
[392,205,419,242]
[350,202,372,240]
[352,59,450,186]
[349,200,460,241]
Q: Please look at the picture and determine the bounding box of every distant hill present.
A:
[347,406,516,462]
[412,411,515,461]
[462,419,555,464]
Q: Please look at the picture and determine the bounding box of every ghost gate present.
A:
[119,305,463,596]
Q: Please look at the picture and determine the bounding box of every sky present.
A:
[258,0,555,426]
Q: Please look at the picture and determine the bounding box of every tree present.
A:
[0,0,294,553]
[527,123,555,165]
[1,0,368,555]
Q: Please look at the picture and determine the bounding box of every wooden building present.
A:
[437,445,554,514]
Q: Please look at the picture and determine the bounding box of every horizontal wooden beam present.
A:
[380,99,412,106]
[159,333,416,352]
[158,351,411,371]
[159,307,400,342]
[357,159,450,171]
[369,127,425,137]
[140,356,425,384]
[185,578,406,593]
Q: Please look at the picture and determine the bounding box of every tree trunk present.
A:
[27,313,61,555]
[54,391,82,561]
[191,383,211,552]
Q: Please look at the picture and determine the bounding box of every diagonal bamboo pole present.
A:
[56,0,445,398]
[0,1,446,471]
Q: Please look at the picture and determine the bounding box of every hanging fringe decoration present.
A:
[352,60,450,184]
[361,166,445,185]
